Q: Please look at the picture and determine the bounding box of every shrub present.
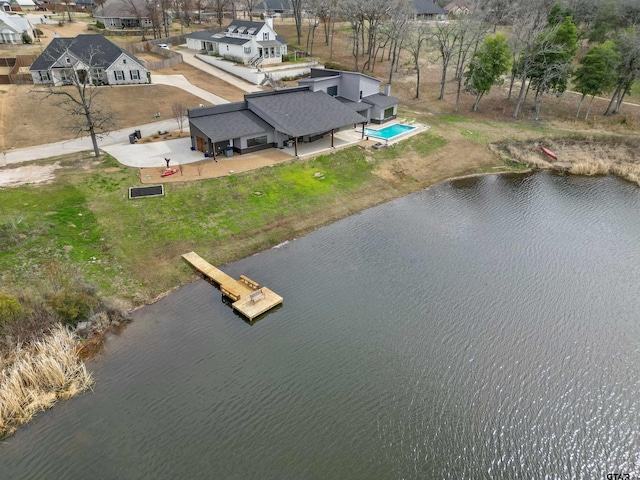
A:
[323,61,353,72]
[95,21,105,29]
[0,293,23,327]
[46,287,99,327]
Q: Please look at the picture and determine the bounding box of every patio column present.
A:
[331,129,334,148]
[294,137,298,157]
[361,122,366,139]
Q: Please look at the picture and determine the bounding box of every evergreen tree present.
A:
[573,41,620,119]
[465,34,511,111]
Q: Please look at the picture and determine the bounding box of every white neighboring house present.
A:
[0,10,35,43]
[185,17,287,66]
[30,34,149,86]
[9,0,35,10]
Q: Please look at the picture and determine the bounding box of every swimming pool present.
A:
[364,123,416,140]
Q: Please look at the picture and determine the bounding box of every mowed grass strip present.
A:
[0,132,448,304]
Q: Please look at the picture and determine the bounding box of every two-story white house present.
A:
[185,18,287,66]
[298,68,400,124]
[30,34,149,86]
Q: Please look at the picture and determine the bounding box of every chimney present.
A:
[384,84,391,96]
[265,15,273,29]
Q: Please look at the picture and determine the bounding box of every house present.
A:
[253,0,293,17]
[412,0,448,21]
[9,0,35,10]
[444,0,474,17]
[0,10,35,43]
[1,1,12,12]
[188,86,369,158]
[93,0,156,29]
[298,68,400,124]
[185,18,287,66]
[30,34,149,86]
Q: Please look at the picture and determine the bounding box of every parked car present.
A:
[157,44,170,49]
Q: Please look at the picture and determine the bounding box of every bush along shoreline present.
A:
[0,263,130,439]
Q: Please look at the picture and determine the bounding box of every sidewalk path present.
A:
[179,49,259,93]
[1,74,229,166]
[152,74,230,105]
[2,119,178,166]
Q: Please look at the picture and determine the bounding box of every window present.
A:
[247,135,268,148]
[384,106,395,118]
[123,58,127,64]
[130,70,140,80]
[244,46,251,54]
[275,46,280,55]
[327,85,338,96]
[65,57,71,64]
[38,71,51,82]
[263,32,269,40]
[114,70,124,81]
[359,90,363,99]
[226,45,229,51]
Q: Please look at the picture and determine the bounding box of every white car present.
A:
[157,44,170,49]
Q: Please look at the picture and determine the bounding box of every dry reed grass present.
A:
[0,326,93,438]
[493,136,640,186]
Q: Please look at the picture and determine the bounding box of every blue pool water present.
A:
[365,123,416,140]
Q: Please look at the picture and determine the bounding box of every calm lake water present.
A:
[2,172,640,479]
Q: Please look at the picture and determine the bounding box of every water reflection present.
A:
[1,173,639,480]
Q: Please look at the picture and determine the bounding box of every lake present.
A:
[2,172,639,479]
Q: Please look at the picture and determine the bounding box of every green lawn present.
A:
[1,132,448,303]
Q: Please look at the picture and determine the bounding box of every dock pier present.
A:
[182,252,283,321]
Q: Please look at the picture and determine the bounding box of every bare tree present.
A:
[452,15,489,112]
[243,0,260,19]
[340,0,366,71]
[404,18,431,98]
[291,0,305,45]
[32,43,115,158]
[430,21,463,100]
[172,102,188,132]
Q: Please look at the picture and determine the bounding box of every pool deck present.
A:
[364,120,430,146]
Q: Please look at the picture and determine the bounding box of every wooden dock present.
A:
[182,252,283,321]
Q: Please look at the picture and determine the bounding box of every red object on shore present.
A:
[161,168,178,177]
[540,147,557,160]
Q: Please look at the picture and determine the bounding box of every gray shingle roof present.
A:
[255,0,292,11]
[412,0,448,15]
[30,34,141,71]
[246,88,367,137]
[361,93,400,109]
[190,106,274,143]
[186,30,220,40]
[212,36,250,45]
[94,0,148,19]
[226,20,265,35]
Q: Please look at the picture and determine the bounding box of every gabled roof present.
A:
[254,0,292,11]
[444,0,474,12]
[93,0,148,19]
[361,93,400,109]
[0,10,31,33]
[412,0,447,15]
[30,34,143,71]
[245,87,367,137]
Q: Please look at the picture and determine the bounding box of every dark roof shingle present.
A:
[246,88,367,137]
[30,34,141,71]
